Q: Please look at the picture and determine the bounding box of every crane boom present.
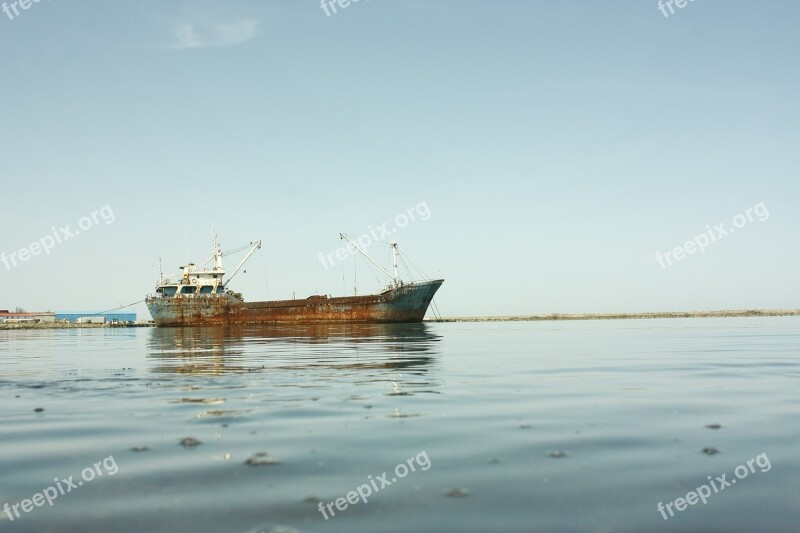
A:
[223,240,262,288]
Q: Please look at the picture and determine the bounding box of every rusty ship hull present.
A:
[146,279,443,327]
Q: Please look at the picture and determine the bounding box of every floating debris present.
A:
[519,424,532,429]
[446,487,470,498]
[213,453,232,461]
[173,398,226,405]
[245,452,280,466]
[388,410,421,419]
[198,409,243,418]
[549,450,568,458]
[487,458,501,464]
[705,424,722,430]
[248,524,300,533]
[303,496,321,503]
[130,446,150,452]
[248,526,301,533]
[180,437,202,448]
[702,447,719,455]
[33,407,44,413]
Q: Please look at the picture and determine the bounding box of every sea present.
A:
[1,317,798,532]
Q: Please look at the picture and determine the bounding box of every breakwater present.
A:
[428,309,800,322]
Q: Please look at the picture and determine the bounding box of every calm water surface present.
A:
[1,318,798,532]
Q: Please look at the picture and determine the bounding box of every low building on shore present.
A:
[75,316,106,324]
[56,312,136,323]
[0,310,57,324]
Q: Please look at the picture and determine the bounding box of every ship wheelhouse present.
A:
[154,263,227,298]
[150,234,261,301]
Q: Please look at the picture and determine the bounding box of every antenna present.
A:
[391,241,399,282]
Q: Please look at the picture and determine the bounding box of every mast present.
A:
[391,242,399,282]
[212,232,223,271]
[340,233,399,287]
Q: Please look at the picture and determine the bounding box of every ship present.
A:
[145,234,443,326]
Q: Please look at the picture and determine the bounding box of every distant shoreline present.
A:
[2,309,797,330]
[426,309,800,322]
[0,322,153,330]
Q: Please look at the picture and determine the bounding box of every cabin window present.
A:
[199,286,213,294]
[216,286,225,294]
[180,286,197,294]
[159,286,178,297]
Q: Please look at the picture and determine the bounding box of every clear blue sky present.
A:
[1,0,798,318]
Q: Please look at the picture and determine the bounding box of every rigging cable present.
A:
[341,255,346,296]
[358,250,383,286]
[259,246,270,300]
[397,254,416,283]
[94,299,146,315]
[430,298,443,322]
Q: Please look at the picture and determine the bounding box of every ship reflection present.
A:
[146,323,441,377]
